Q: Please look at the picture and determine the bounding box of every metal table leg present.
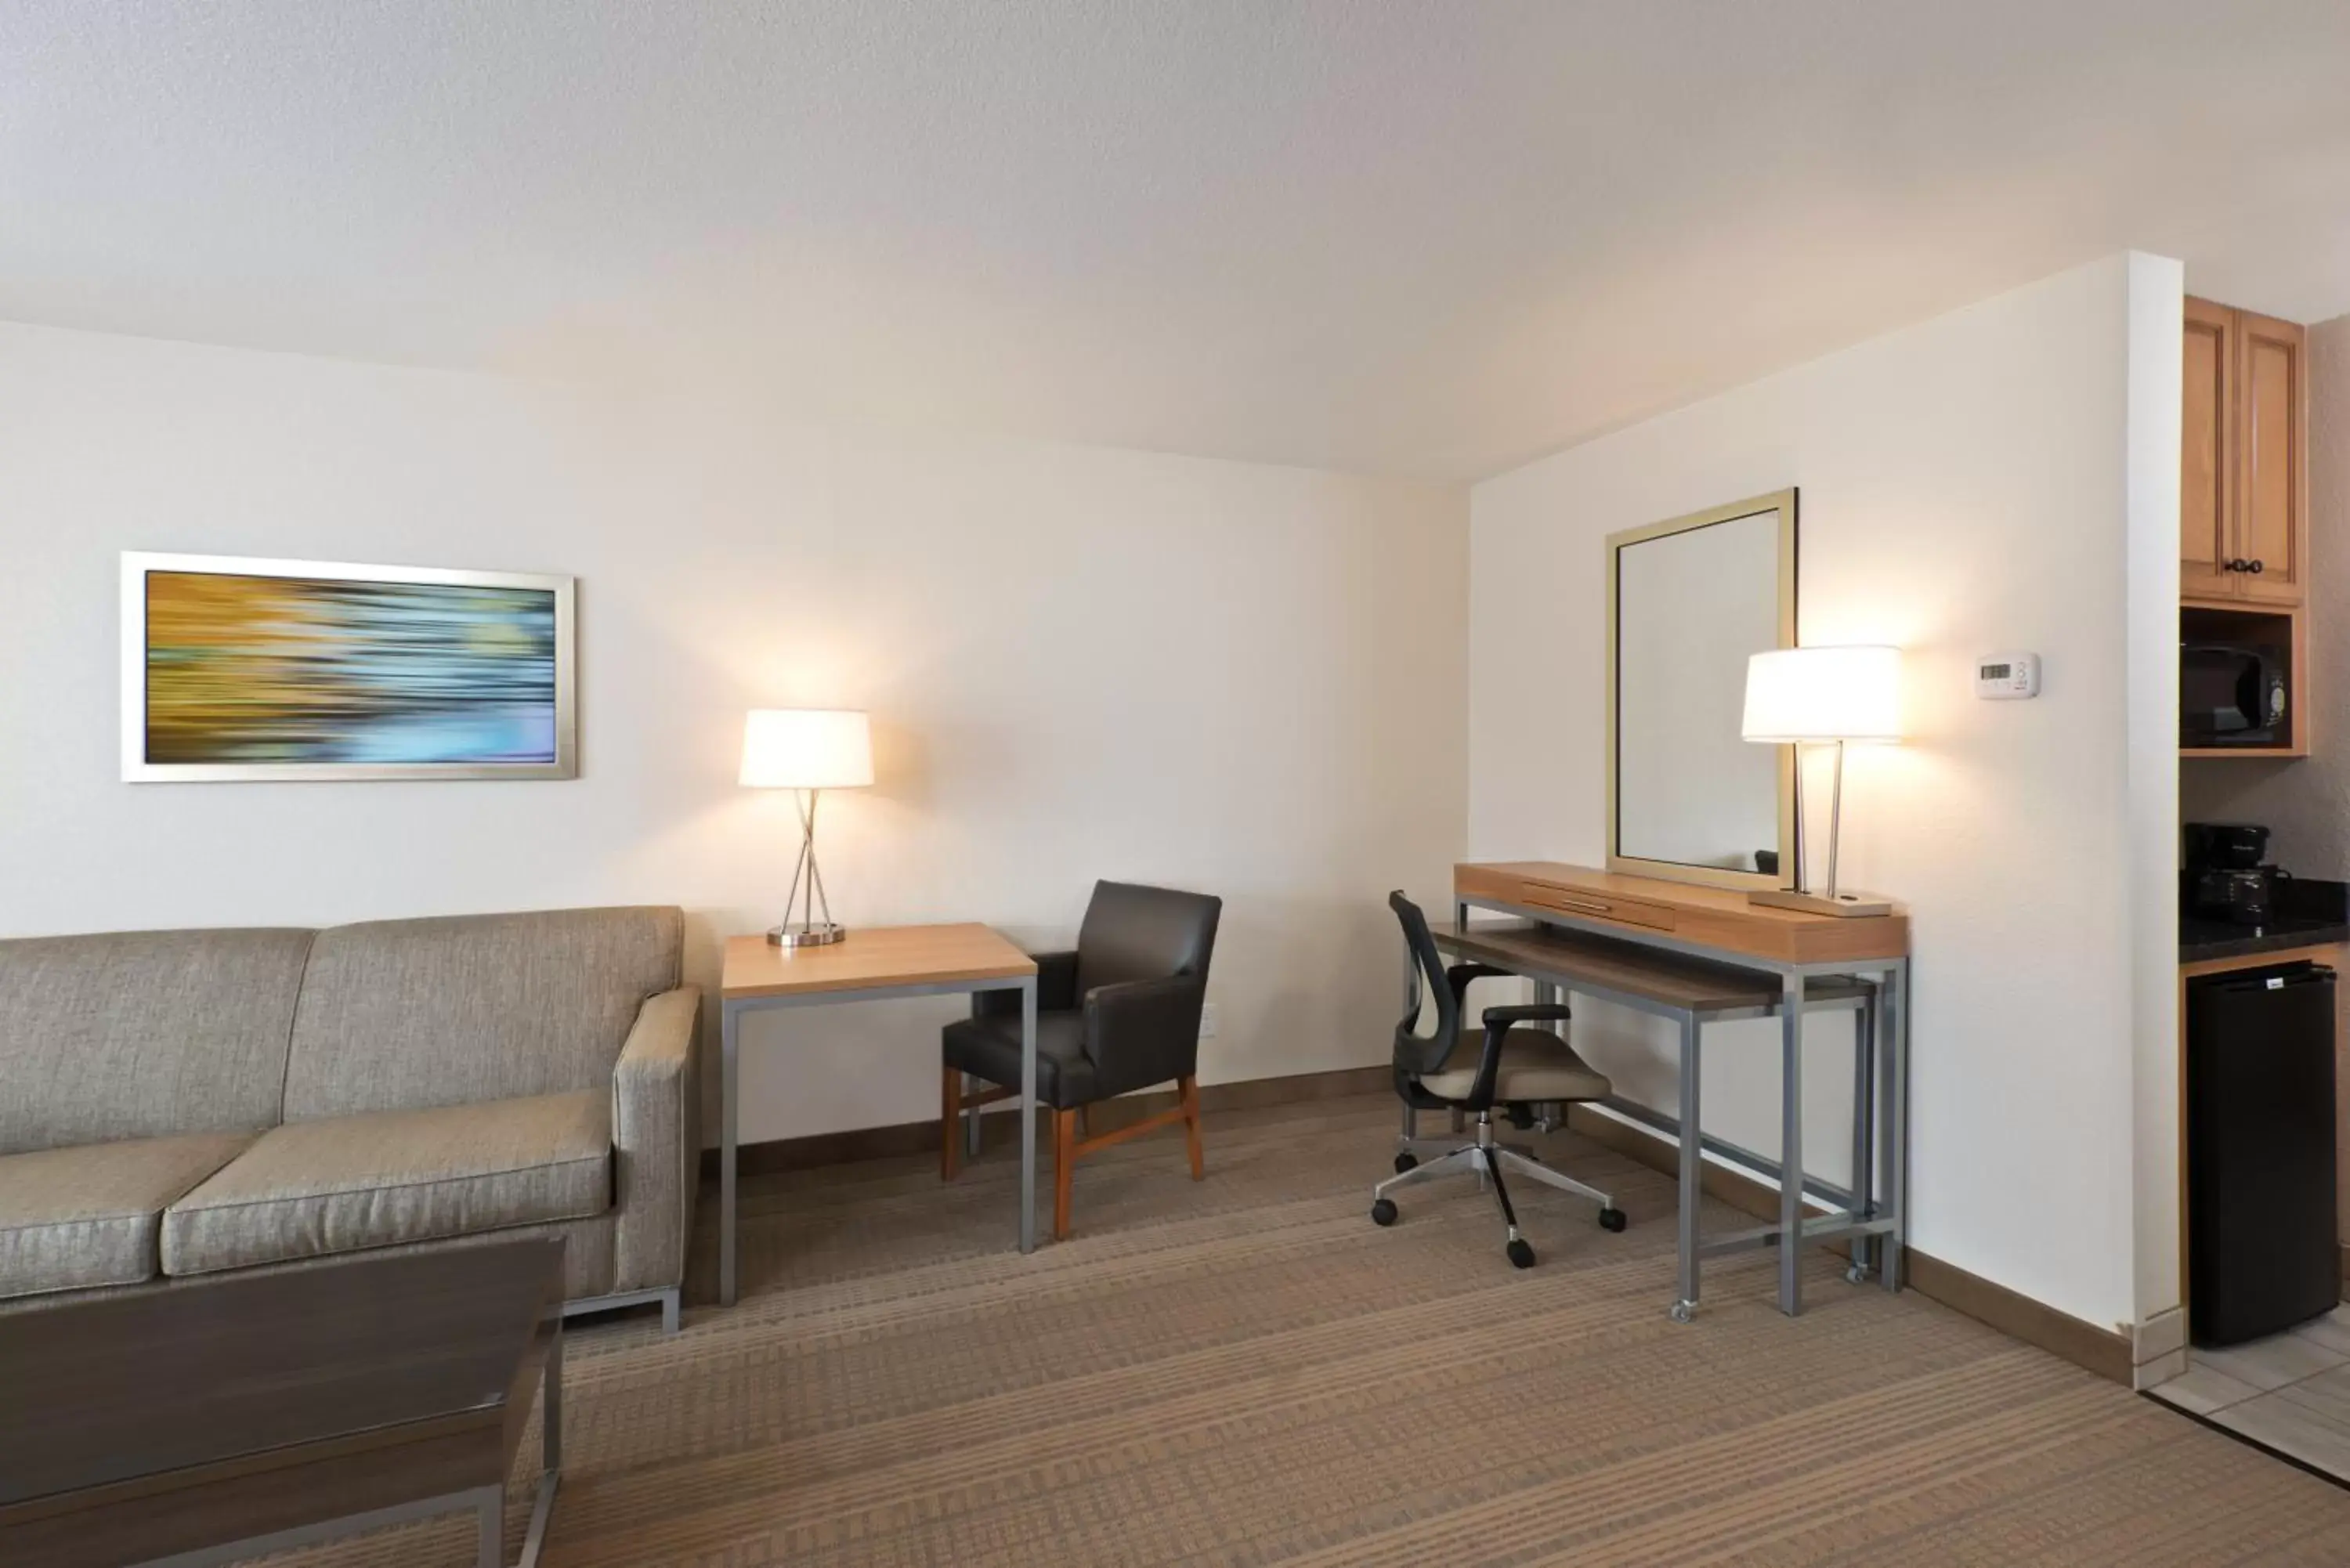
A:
[1848,983,1878,1283]
[1671,1013,1701,1323]
[1881,958,1909,1292]
[1779,970,1806,1316]
[515,1321,562,1568]
[475,1486,503,1568]
[719,999,741,1307]
[1019,975,1039,1252]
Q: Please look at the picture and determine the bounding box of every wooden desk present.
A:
[1452,862,1911,1318]
[718,925,1039,1301]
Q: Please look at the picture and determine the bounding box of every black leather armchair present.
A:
[941,880,1222,1239]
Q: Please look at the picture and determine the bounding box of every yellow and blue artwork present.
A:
[141,568,563,768]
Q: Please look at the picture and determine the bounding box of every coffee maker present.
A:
[2183,822,2285,926]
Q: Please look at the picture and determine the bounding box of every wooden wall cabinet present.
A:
[2182,295,2308,608]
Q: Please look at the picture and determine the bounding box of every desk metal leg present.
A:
[1019,976,1039,1252]
[1672,1014,1701,1323]
[1881,959,1908,1292]
[1848,985,1878,1284]
[1779,970,1806,1316]
[720,1000,741,1307]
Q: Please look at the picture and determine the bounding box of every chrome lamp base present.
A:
[768,922,848,947]
[1748,887,1894,919]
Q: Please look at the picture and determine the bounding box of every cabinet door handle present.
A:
[2248,558,2265,574]
[2225,558,2247,573]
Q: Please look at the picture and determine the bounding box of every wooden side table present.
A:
[718,924,1039,1303]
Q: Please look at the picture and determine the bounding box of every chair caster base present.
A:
[1668,1299,1696,1324]
[1370,1198,1398,1227]
[1393,1151,1418,1174]
[1506,1237,1535,1269]
[1597,1206,1627,1232]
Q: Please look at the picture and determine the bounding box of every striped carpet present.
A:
[258,1092,2350,1566]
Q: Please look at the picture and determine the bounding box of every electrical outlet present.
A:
[1198,1003,1218,1039]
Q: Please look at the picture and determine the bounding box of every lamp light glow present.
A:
[739,709,872,945]
[1741,646,1902,745]
[739,708,873,790]
[1739,645,1902,916]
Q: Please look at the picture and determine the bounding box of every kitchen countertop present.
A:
[2182,875,2350,964]
[2181,915,2350,965]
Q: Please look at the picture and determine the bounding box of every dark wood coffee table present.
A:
[0,1238,566,1568]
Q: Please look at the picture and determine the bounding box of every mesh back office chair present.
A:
[1372,891,1626,1266]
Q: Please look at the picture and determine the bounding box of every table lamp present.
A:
[1741,646,1900,917]
[739,708,873,946]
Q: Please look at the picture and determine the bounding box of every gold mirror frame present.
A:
[1604,488,1798,891]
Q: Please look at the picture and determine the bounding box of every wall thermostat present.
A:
[1975,652,2040,699]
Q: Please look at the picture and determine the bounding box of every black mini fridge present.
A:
[2187,961,2340,1346]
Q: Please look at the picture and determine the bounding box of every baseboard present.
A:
[1565,1104,2135,1386]
[702,1064,1391,1180]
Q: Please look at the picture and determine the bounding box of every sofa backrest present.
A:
[0,927,314,1156]
[281,906,683,1122]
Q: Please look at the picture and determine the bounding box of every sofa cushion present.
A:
[161,1090,612,1277]
[281,907,682,1121]
[0,1133,252,1299]
[0,928,313,1155]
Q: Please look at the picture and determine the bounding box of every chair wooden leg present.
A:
[1054,1107,1076,1241]
[941,1065,962,1181]
[1180,1074,1204,1180]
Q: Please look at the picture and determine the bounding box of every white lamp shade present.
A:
[739,708,873,789]
[1741,646,1902,744]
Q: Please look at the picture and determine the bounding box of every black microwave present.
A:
[2182,640,2287,747]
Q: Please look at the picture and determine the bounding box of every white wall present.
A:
[1468,255,2181,1331]
[0,322,1470,1144]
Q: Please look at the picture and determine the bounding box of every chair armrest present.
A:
[612,985,701,1294]
[1457,1003,1571,1108]
[1446,962,1511,995]
[974,949,1079,1018]
[1478,1003,1572,1029]
[1081,973,1204,1100]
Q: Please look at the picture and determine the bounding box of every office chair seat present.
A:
[1416,1027,1611,1104]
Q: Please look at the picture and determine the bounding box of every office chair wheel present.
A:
[1370,1198,1399,1227]
[1598,1207,1628,1232]
[1506,1237,1536,1269]
[1393,1151,1418,1174]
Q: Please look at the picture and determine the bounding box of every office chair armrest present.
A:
[1081,973,1203,1097]
[1456,1003,1571,1107]
[1445,962,1511,996]
[1478,1003,1572,1029]
[974,949,1079,1017]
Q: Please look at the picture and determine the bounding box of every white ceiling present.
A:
[6,2,2350,479]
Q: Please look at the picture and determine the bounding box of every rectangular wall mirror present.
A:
[1607,489,1797,890]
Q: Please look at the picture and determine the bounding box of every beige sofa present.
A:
[0,906,699,1331]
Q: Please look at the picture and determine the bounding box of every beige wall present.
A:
[0,321,1471,1145]
[2179,313,2350,866]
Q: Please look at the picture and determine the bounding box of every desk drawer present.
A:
[1520,883,1678,933]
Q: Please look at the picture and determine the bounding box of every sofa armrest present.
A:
[612,984,702,1295]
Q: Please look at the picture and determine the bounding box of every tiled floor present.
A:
[2150,1306,2350,1480]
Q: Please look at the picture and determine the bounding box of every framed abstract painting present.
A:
[120,553,577,782]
